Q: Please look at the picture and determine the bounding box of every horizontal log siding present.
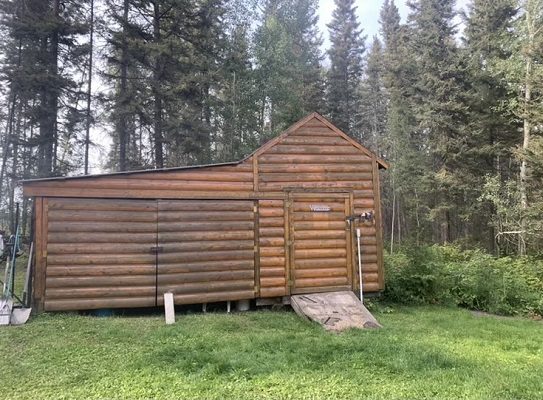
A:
[23,163,254,199]
[258,199,287,297]
[257,118,382,293]
[156,200,256,305]
[44,198,158,311]
[290,197,351,293]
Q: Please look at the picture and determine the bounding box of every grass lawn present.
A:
[0,305,542,400]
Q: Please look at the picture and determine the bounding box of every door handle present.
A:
[150,246,164,254]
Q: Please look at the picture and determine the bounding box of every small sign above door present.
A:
[310,204,331,212]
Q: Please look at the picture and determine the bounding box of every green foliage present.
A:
[325,0,365,134]
[1,307,543,399]
[385,245,543,317]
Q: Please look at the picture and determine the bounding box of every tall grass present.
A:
[384,245,543,316]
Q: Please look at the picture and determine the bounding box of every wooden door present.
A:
[289,193,352,294]
[44,198,158,311]
[156,200,257,305]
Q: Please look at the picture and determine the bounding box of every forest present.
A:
[0,0,542,256]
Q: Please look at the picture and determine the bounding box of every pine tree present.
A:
[406,0,468,243]
[326,0,365,134]
[357,36,386,153]
[254,0,324,137]
[463,0,519,249]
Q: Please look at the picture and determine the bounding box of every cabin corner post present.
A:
[33,196,46,312]
[371,156,385,290]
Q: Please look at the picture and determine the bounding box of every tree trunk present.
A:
[152,2,164,169]
[118,0,129,171]
[84,0,95,175]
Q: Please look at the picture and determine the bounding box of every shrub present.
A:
[384,245,543,317]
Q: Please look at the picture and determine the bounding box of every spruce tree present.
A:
[357,36,386,153]
[326,0,365,134]
[406,0,468,243]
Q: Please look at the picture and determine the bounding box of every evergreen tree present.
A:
[326,0,365,134]
[463,0,519,249]
[357,36,386,153]
[254,0,324,137]
[406,0,468,243]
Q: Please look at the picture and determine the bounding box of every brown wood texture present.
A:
[26,114,387,312]
[258,199,287,297]
[156,200,256,305]
[289,195,351,294]
[43,198,158,311]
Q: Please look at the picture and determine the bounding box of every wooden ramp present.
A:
[291,291,382,332]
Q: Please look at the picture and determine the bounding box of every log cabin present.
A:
[22,113,388,312]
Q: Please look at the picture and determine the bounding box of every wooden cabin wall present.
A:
[258,199,287,297]
[26,115,386,312]
[23,163,255,199]
[254,118,384,292]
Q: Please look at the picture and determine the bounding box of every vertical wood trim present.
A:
[372,156,385,290]
[253,201,260,297]
[284,195,292,295]
[33,197,44,312]
[253,156,259,192]
[344,197,353,288]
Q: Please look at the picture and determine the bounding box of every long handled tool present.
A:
[0,204,32,326]
[356,228,363,302]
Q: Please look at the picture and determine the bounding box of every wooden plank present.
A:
[259,172,373,183]
[260,277,286,288]
[254,201,260,297]
[46,275,155,288]
[294,276,349,288]
[48,232,157,244]
[259,247,285,257]
[46,286,156,299]
[47,209,157,223]
[259,154,372,164]
[159,231,254,242]
[266,144,361,155]
[258,163,373,174]
[158,200,254,211]
[33,197,45,312]
[280,136,351,146]
[29,179,254,191]
[162,290,255,306]
[260,181,373,191]
[46,265,156,277]
[372,156,385,291]
[45,297,156,311]
[157,270,254,284]
[290,291,381,331]
[253,156,259,191]
[294,268,348,279]
[158,260,254,274]
[164,292,175,325]
[161,240,254,252]
[345,197,354,290]
[260,287,286,298]
[259,267,285,277]
[159,280,254,295]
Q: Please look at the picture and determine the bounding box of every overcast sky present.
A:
[317,0,472,49]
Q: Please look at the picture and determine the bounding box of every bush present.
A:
[384,245,543,317]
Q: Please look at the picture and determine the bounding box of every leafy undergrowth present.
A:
[1,306,542,399]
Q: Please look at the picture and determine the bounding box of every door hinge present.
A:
[254,205,258,213]
[254,245,258,253]
[42,250,47,258]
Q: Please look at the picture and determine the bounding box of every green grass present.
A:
[1,305,542,399]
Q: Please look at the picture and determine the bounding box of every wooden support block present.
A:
[164,292,175,325]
